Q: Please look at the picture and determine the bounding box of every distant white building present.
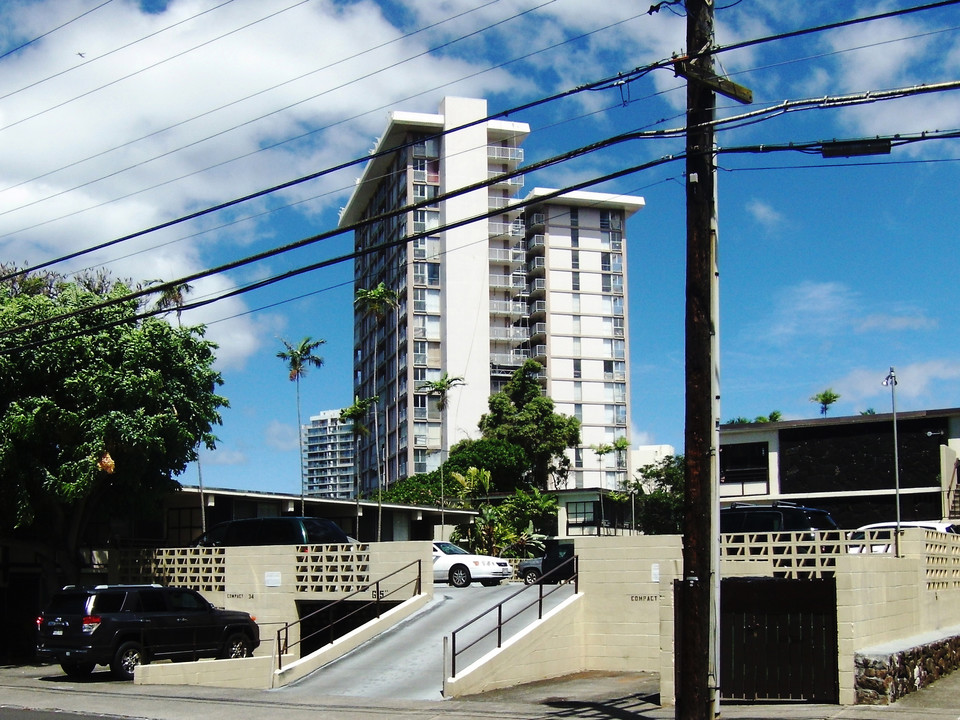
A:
[302,410,354,499]
[339,96,644,495]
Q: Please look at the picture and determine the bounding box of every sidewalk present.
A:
[1,663,959,720]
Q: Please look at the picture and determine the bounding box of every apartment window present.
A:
[720,442,770,486]
[414,394,428,419]
[570,207,579,227]
[573,358,582,379]
[572,272,580,291]
[572,315,581,334]
[600,210,622,230]
[574,381,582,401]
[572,337,581,356]
[571,228,579,247]
[571,293,581,313]
[574,404,583,421]
[574,447,583,467]
[413,184,438,204]
[571,249,580,269]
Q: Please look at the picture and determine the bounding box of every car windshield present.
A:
[435,541,468,555]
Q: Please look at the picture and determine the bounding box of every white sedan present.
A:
[432,541,512,588]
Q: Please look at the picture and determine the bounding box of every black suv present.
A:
[720,502,839,534]
[36,584,259,680]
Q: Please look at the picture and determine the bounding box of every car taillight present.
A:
[82,615,101,634]
[35,616,42,630]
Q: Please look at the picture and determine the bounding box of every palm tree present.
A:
[811,389,841,417]
[277,336,325,514]
[418,373,465,540]
[154,281,194,326]
[355,283,398,542]
[341,395,376,539]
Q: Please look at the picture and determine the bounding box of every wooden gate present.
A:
[720,577,838,703]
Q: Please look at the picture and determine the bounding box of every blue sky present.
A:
[2,0,959,495]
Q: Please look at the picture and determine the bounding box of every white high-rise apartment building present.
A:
[302,410,354,499]
[339,97,643,495]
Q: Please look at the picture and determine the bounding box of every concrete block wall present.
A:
[576,535,683,675]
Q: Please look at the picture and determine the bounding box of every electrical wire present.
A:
[3,0,957,283]
[3,123,959,354]
[0,0,237,101]
[0,0,114,62]
[0,0,312,133]
[0,2,640,233]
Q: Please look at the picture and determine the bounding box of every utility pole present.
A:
[675,1,749,717]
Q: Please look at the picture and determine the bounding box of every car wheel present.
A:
[111,640,145,680]
[480,579,501,587]
[523,568,541,585]
[220,632,253,659]
[60,661,95,678]
[449,564,471,588]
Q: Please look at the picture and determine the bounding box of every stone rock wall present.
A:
[855,636,960,704]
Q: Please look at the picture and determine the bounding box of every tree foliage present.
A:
[0,270,228,582]
[478,360,580,489]
[614,455,685,535]
[810,388,841,416]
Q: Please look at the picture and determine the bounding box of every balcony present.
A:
[526,234,545,253]
[487,146,524,162]
[489,274,514,290]
[490,300,527,317]
[532,344,548,358]
[488,247,525,266]
[528,299,547,317]
[489,196,515,211]
[531,322,547,338]
[490,326,530,341]
[527,256,546,274]
[488,169,524,189]
[490,350,530,366]
[527,278,546,296]
[488,220,525,239]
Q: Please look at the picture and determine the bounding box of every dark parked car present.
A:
[36,584,259,680]
[192,516,351,547]
[516,540,576,585]
[720,502,839,534]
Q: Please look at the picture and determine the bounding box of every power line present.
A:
[0,0,114,62]
[0,0,312,133]
[5,0,952,240]
[3,0,956,282]
[3,125,958,354]
[0,1,636,231]
[0,0,508,197]
[0,0,237,101]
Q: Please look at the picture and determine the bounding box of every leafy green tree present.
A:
[811,388,841,416]
[277,336,325,514]
[479,360,580,489]
[614,455,685,534]
[0,271,227,586]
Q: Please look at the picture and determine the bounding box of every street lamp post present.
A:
[883,367,902,557]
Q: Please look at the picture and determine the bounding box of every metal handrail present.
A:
[275,559,422,670]
[449,555,578,677]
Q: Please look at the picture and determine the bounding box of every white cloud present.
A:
[265,419,298,452]
[832,359,960,409]
[745,198,785,231]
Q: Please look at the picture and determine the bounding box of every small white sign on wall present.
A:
[265,571,281,587]
[651,563,660,583]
